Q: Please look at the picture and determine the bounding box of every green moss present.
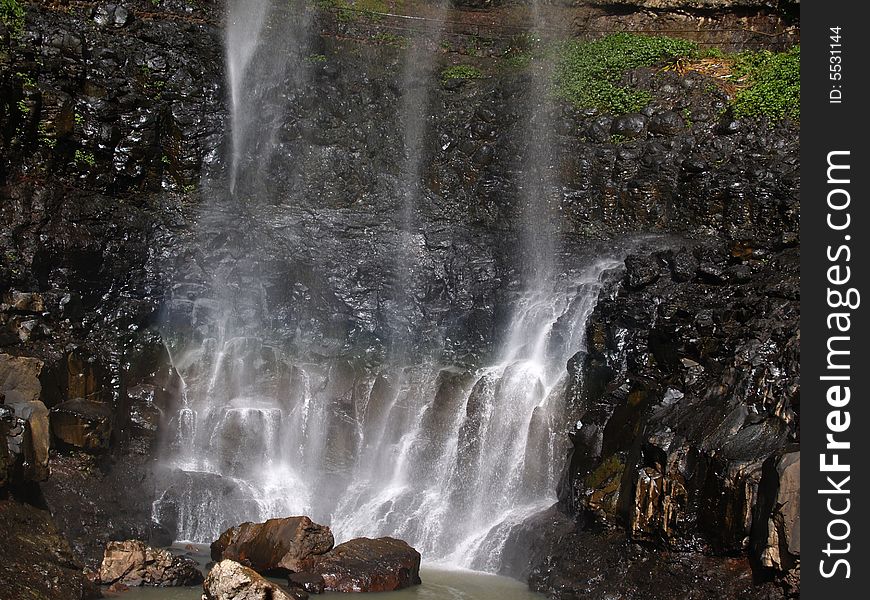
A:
[305,53,328,64]
[74,149,96,167]
[586,454,625,489]
[501,33,540,70]
[731,45,799,122]
[440,64,483,83]
[372,32,407,48]
[0,0,24,35]
[554,33,698,114]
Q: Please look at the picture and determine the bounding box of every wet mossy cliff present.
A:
[1,1,798,599]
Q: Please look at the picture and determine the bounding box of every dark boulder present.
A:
[611,113,648,139]
[211,517,334,574]
[299,537,422,593]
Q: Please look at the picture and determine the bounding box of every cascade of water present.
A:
[225,0,271,194]
[155,257,622,562]
[155,0,621,576]
[391,1,449,357]
[517,0,561,287]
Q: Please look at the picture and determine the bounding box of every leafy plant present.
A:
[440,64,483,83]
[74,149,96,167]
[372,32,407,48]
[554,33,698,114]
[731,45,799,121]
[0,0,25,35]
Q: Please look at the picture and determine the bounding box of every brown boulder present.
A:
[0,353,43,404]
[99,540,204,587]
[204,559,307,600]
[5,399,50,482]
[50,398,113,451]
[211,516,334,574]
[299,537,422,592]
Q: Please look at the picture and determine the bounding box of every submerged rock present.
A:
[211,517,334,574]
[99,540,204,587]
[204,559,307,600]
[299,537,422,593]
[288,572,326,594]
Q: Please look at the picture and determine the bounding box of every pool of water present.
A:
[109,567,544,600]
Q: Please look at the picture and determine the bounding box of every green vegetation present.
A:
[305,53,328,64]
[586,454,625,489]
[0,0,24,35]
[731,45,799,122]
[38,121,54,148]
[372,32,407,48]
[316,0,401,22]
[440,64,483,83]
[74,149,96,167]
[501,33,541,70]
[554,33,698,114]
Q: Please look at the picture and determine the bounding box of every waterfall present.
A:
[154,0,619,575]
[154,258,622,567]
[391,1,449,357]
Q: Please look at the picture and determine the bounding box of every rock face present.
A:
[751,449,800,592]
[99,540,204,587]
[204,559,305,600]
[536,243,799,597]
[49,398,113,451]
[299,537,422,593]
[0,499,100,600]
[211,517,335,574]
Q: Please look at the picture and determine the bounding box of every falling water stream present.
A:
[154,0,622,582]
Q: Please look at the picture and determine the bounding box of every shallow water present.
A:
[109,567,543,600]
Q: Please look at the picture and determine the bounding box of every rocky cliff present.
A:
[1,1,798,599]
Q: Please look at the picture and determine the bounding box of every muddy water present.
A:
[110,567,544,600]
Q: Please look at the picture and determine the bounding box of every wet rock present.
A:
[99,540,204,587]
[4,398,51,482]
[93,4,133,29]
[585,116,613,142]
[649,110,686,136]
[0,353,44,405]
[667,247,698,282]
[3,291,46,313]
[204,559,304,600]
[751,449,800,595]
[211,517,334,574]
[559,245,798,566]
[624,253,661,289]
[0,499,100,600]
[611,113,648,139]
[50,398,113,451]
[299,537,422,593]
[288,572,326,594]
